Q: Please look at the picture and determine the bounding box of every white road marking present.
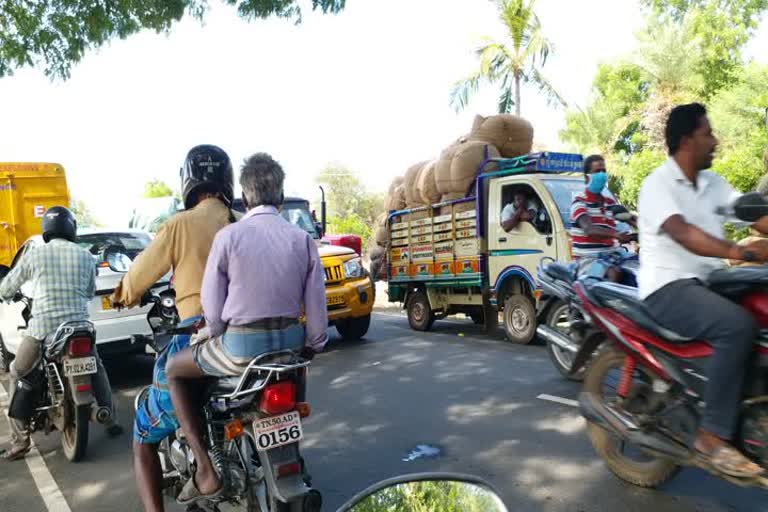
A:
[0,381,72,512]
[537,393,579,408]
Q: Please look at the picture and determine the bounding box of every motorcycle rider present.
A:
[110,144,236,512]
[570,154,636,282]
[638,103,768,478]
[165,152,328,504]
[0,206,122,461]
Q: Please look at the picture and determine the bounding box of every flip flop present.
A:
[695,444,764,478]
[176,474,224,505]
[1,445,31,462]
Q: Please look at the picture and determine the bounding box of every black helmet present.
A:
[42,206,77,243]
[180,144,234,210]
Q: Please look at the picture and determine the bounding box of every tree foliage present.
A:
[0,0,347,79]
[143,179,174,198]
[351,481,498,512]
[450,0,564,116]
[70,198,100,227]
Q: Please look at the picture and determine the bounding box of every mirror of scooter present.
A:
[730,192,768,223]
[336,474,508,512]
[104,247,133,273]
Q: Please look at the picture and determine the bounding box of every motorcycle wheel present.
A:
[544,301,583,381]
[583,348,679,488]
[61,402,90,462]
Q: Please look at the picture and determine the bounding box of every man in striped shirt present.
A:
[570,154,635,281]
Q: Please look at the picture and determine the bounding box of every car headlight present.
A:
[343,257,364,279]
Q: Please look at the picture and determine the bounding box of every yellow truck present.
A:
[0,163,70,267]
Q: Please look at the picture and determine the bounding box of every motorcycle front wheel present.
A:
[584,348,679,488]
[544,301,583,381]
[61,402,90,462]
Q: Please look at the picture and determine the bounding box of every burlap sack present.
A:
[404,160,429,207]
[369,243,385,262]
[388,176,405,196]
[416,160,440,205]
[469,114,533,158]
[436,140,500,196]
[441,192,468,201]
[385,185,407,212]
[374,224,388,246]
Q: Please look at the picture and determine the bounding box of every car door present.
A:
[0,240,36,354]
[487,177,559,292]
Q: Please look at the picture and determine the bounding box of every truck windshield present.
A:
[280,204,319,239]
[541,178,619,225]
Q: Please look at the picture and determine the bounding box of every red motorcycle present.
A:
[571,193,768,489]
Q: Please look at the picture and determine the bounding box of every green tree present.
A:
[143,179,174,198]
[0,0,346,79]
[316,164,384,251]
[70,199,100,227]
[450,0,565,115]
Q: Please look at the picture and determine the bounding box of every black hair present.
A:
[583,154,605,174]
[665,103,707,155]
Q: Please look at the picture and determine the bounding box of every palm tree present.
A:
[450,0,565,116]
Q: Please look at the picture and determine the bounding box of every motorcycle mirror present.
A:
[336,474,508,512]
[105,248,133,273]
[730,192,768,223]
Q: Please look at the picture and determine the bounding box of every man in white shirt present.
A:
[501,190,538,232]
[638,103,768,478]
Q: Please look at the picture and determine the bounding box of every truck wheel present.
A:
[502,294,535,344]
[407,291,435,332]
[336,315,371,341]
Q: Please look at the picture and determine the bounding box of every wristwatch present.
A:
[742,249,755,262]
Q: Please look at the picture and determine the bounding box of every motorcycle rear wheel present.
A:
[583,348,679,488]
[61,402,90,462]
[544,301,583,381]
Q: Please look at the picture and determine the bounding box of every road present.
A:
[1,312,766,511]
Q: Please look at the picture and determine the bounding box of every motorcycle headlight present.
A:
[343,257,364,279]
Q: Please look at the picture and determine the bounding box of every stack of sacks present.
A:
[403,160,429,208]
[416,160,441,205]
[367,213,389,281]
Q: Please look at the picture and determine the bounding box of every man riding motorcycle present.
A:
[110,144,236,512]
[0,206,122,461]
[165,152,328,504]
[638,103,768,478]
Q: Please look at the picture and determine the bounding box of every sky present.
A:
[0,0,766,227]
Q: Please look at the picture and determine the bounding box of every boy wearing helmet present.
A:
[0,206,122,461]
[111,144,236,512]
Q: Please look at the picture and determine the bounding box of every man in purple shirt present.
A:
[166,153,328,504]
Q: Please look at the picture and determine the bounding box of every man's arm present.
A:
[576,215,628,242]
[110,222,174,307]
[303,235,328,352]
[200,233,229,337]
[661,215,749,260]
[750,216,768,235]
[501,206,530,232]
[0,251,30,301]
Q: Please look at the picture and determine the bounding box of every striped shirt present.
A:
[569,190,619,259]
[0,239,96,338]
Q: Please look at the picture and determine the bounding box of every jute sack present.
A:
[385,185,407,212]
[404,160,429,207]
[369,243,385,262]
[441,192,468,202]
[388,176,405,196]
[416,160,440,205]
[469,114,533,158]
[436,140,500,196]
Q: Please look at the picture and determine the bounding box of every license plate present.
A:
[101,296,113,311]
[63,356,97,377]
[253,411,303,451]
[327,295,345,306]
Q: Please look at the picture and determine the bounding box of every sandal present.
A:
[695,444,764,478]
[176,474,224,505]
[1,444,31,462]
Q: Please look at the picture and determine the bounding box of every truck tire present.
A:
[502,294,535,344]
[407,291,435,332]
[335,315,371,341]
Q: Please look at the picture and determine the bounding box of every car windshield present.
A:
[541,178,619,225]
[281,204,319,239]
[76,232,151,262]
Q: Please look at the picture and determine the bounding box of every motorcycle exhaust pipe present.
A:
[579,392,690,460]
[537,325,579,353]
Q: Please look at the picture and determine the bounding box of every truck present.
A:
[386,151,589,344]
[0,163,70,267]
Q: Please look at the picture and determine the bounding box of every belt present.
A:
[230,317,300,331]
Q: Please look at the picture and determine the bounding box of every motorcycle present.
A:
[8,295,110,462]
[133,284,321,512]
[571,192,768,489]
[537,204,638,380]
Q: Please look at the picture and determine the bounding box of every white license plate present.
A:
[253,411,303,451]
[63,357,97,377]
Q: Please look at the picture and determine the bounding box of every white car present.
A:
[0,228,169,358]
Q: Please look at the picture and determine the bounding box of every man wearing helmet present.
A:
[0,206,122,461]
[110,144,236,512]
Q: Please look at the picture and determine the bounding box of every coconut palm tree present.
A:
[450,0,565,116]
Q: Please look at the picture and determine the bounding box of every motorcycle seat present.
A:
[544,261,579,284]
[586,282,694,344]
[708,266,768,299]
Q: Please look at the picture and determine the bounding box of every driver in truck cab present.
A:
[0,206,122,462]
[165,152,327,505]
[570,154,636,283]
[110,144,236,512]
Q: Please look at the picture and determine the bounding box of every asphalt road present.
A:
[2,312,767,512]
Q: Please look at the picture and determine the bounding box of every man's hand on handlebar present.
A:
[617,232,637,244]
[743,239,768,262]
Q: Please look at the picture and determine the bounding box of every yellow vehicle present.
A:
[0,163,70,267]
